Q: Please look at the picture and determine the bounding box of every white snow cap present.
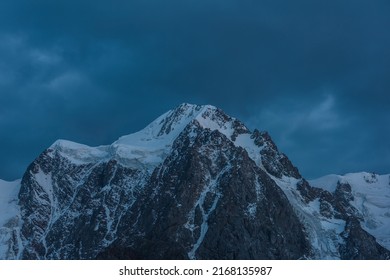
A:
[47,103,249,169]
[114,103,239,146]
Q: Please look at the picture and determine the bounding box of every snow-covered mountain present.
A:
[0,103,389,259]
[309,173,390,251]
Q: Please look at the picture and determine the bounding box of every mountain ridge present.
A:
[0,103,389,259]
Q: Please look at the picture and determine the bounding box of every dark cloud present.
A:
[0,0,389,180]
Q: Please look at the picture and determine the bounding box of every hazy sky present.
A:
[1,0,389,180]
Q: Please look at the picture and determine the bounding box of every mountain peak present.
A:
[115,103,249,146]
[44,104,251,171]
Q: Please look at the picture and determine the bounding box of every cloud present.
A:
[46,71,89,93]
[306,94,349,130]
[0,0,389,179]
[250,93,348,140]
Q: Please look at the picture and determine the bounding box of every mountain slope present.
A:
[0,103,389,259]
[0,179,22,259]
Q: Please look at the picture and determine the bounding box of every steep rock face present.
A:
[102,121,310,259]
[1,103,389,260]
[18,145,148,259]
[340,218,390,260]
[251,130,300,179]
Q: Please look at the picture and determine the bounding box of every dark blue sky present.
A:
[0,0,389,180]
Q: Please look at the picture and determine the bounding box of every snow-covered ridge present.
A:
[111,104,209,165]
[309,172,390,193]
[48,103,253,169]
[49,139,109,164]
[114,103,245,146]
[309,172,390,250]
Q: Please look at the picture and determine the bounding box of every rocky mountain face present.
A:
[0,103,389,259]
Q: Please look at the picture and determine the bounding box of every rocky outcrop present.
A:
[340,218,390,260]
[251,130,300,179]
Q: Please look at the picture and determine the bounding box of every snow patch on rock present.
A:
[0,179,21,259]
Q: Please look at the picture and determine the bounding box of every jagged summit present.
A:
[50,103,251,151]
[48,103,253,170]
[115,103,250,145]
